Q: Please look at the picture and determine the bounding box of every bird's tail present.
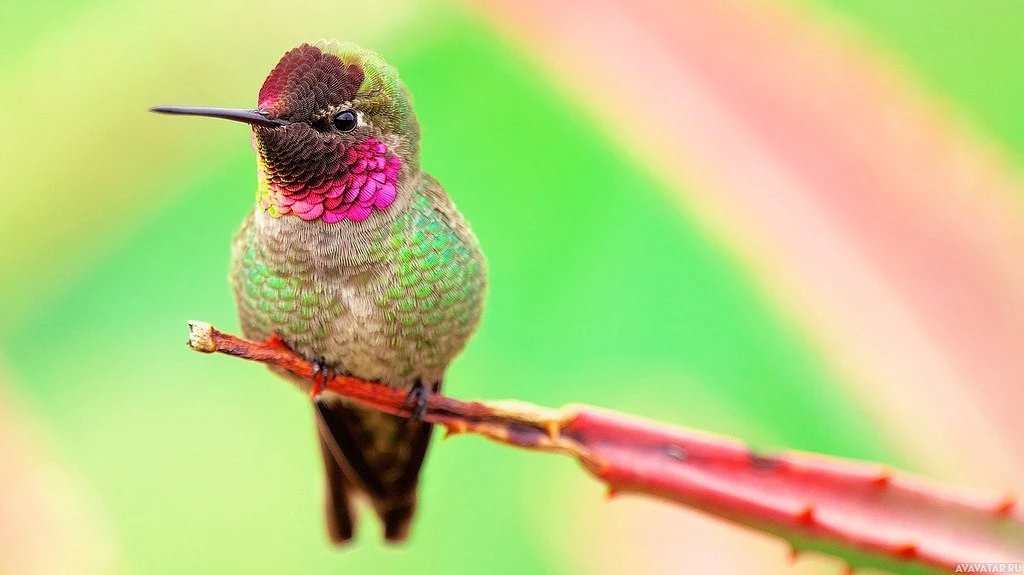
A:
[313,392,434,543]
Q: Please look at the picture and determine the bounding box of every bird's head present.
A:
[154,41,420,223]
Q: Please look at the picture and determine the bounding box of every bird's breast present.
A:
[230,186,486,388]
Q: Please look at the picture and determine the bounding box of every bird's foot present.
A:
[401,380,429,421]
[309,357,333,400]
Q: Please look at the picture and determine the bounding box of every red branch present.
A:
[187,321,1024,573]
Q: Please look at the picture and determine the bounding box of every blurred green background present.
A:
[1,0,1022,573]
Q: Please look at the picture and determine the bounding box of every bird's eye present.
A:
[332,110,358,132]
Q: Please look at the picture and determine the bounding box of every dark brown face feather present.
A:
[258,44,365,123]
[254,123,350,189]
[255,44,367,187]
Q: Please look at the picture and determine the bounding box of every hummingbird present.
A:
[153,41,487,543]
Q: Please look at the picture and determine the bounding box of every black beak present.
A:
[149,105,290,128]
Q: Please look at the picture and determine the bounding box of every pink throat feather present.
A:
[259,137,401,223]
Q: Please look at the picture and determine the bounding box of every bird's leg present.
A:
[309,357,332,399]
[401,380,429,421]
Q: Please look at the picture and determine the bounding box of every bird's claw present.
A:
[402,381,429,421]
[310,357,331,399]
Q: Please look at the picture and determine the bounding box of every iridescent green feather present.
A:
[235,186,485,373]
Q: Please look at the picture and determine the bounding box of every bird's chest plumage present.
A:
[230,186,485,388]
